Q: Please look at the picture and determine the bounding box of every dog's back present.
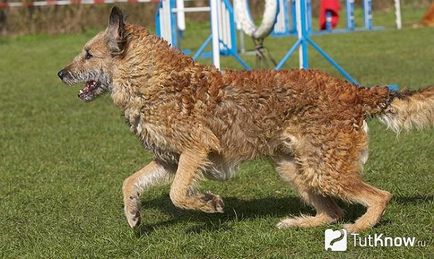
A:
[204,69,392,160]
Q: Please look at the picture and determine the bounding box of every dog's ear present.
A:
[106,6,126,55]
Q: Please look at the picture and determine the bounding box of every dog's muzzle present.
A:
[57,69,69,81]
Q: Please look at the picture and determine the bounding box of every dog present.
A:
[58,7,434,233]
[414,3,434,28]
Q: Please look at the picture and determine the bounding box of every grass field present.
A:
[0,7,433,258]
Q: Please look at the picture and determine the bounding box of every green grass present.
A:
[0,8,433,258]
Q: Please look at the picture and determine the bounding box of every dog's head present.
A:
[57,6,127,102]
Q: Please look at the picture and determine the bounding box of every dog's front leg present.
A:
[122,160,174,228]
[169,150,224,213]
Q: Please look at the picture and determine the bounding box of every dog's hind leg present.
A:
[314,131,392,233]
[122,160,174,228]
[275,158,344,229]
[169,150,224,213]
[296,129,391,233]
[340,182,392,233]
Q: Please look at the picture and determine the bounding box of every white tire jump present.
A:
[234,0,279,40]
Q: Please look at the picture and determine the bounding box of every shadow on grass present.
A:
[336,194,434,229]
[133,195,396,236]
[134,193,434,236]
[393,194,434,204]
[135,195,309,236]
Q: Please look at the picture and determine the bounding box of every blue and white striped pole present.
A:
[306,0,312,33]
[346,0,355,31]
[363,0,373,30]
[325,10,332,31]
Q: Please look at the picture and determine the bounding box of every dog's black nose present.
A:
[57,69,67,80]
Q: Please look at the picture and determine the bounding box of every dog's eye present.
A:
[85,50,93,60]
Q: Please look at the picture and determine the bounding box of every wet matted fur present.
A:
[58,7,434,233]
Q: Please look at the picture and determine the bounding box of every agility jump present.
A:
[156,0,402,86]
[156,0,250,69]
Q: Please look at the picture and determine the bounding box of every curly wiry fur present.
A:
[58,7,434,233]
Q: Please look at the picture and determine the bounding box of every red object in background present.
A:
[319,0,341,30]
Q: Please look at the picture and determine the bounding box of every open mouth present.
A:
[78,80,101,101]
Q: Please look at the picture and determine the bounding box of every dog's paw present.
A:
[276,218,299,229]
[201,191,224,213]
[125,209,141,228]
[276,215,331,229]
[343,223,362,233]
[124,196,141,228]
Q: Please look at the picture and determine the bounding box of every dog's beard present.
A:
[62,70,110,102]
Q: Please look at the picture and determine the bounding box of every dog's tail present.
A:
[359,86,434,132]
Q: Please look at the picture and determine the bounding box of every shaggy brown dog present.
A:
[421,3,434,27]
[58,7,434,233]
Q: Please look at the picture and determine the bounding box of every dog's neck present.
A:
[110,25,186,107]
[109,24,223,118]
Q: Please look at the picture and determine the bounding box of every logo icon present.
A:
[325,229,348,251]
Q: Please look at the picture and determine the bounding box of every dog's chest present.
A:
[127,112,179,164]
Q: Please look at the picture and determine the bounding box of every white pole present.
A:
[172,7,211,12]
[161,0,172,44]
[222,1,229,49]
[158,4,165,38]
[275,0,286,33]
[210,0,221,69]
[176,0,186,31]
[218,0,224,50]
[394,0,402,29]
[239,29,246,53]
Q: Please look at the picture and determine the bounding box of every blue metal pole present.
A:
[170,0,178,47]
[275,39,302,70]
[227,47,251,70]
[155,2,162,37]
[306,38,359,84]
[275,0,359,85]
[298,0,309,68]
[192,35,212,60]
[290,0,297,33]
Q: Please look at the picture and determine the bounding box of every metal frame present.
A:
[275,0,358,84]
[155,0,250,70]
[272,0,380,36]
[155,0,178,46]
